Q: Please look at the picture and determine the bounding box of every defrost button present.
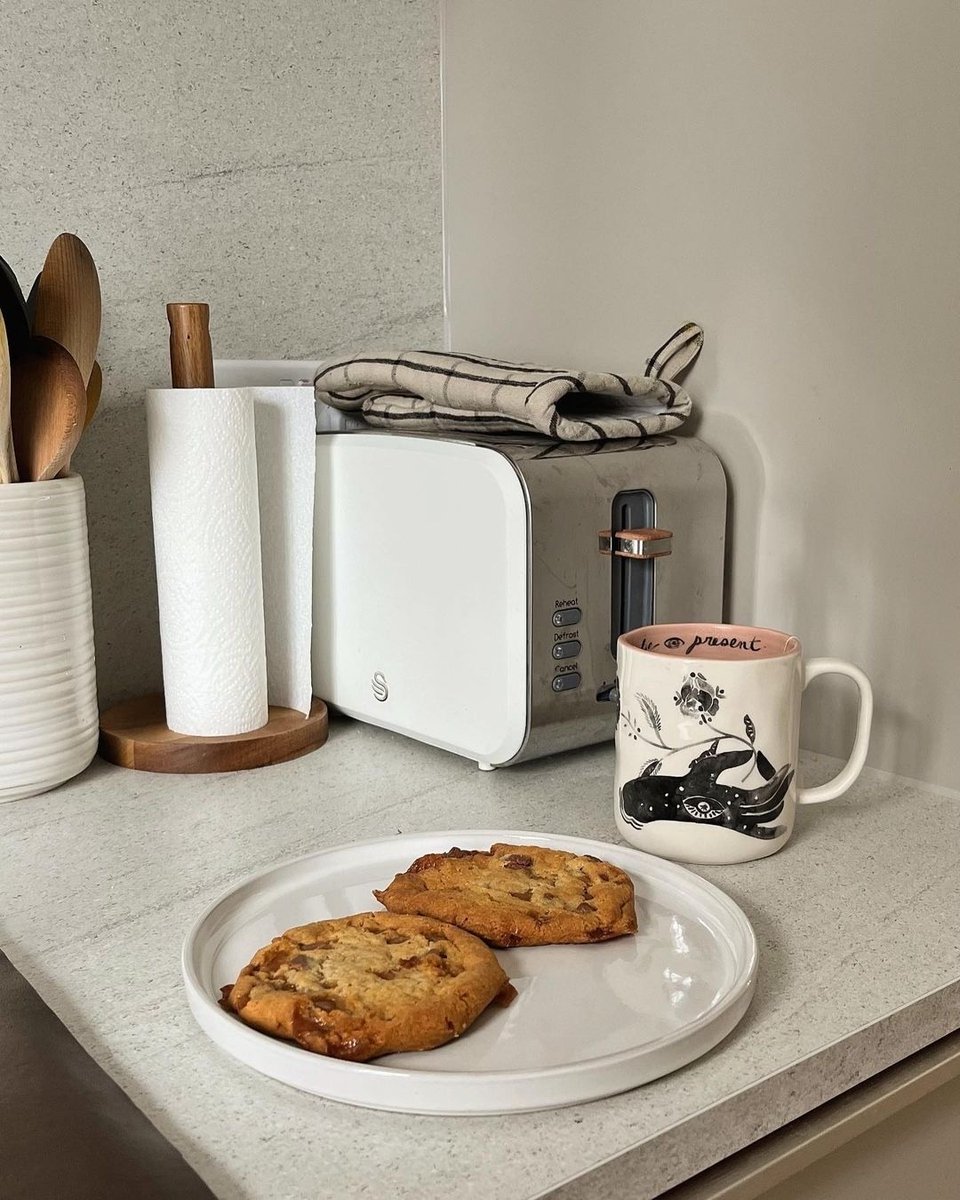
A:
[552,640,581,660]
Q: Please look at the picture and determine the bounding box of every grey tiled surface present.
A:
[0,0,442,706]
[1,729,958,1199]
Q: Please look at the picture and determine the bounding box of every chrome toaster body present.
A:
[312,430,726,769]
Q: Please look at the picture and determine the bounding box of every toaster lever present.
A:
[598,528,672,559]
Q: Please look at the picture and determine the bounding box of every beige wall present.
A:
[1,0,442,707]
[442,0,960,788]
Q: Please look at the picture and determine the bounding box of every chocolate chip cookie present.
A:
[373,843,637,948]
[221,911,513,1061]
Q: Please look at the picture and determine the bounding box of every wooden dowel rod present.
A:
[166,302,214,388]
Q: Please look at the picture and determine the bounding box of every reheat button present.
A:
[552,607,581,627]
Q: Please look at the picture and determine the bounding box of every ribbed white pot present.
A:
[0,476,99,803]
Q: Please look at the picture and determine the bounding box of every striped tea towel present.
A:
[314,323,703,442]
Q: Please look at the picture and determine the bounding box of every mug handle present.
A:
[797,659,873,805]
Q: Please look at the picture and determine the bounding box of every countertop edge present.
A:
[540,978,960,1200]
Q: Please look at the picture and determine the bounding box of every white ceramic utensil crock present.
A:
[0,476,98,802]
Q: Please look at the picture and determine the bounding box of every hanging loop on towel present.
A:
[644,323,704,382]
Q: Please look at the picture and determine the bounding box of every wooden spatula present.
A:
[11,337,86,481]
[0,313,17,483]
[25,271,40,327]
[32,234,101,386]
[85,360,102,427]
[0,255,30,364]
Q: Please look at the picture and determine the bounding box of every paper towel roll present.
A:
[252,387,315,716]
[146,388,268,736]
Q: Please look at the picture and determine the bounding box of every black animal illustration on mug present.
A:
[619,674,792,840]
[620,747,792,839]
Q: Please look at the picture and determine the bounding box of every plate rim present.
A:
[182,828,758,1085]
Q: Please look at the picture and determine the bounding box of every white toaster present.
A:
[311,429,726,769]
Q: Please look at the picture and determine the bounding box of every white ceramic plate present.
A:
[182,830,757,1115]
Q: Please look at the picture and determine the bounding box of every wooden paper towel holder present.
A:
[102,302,329,773]
[98,695,329,774]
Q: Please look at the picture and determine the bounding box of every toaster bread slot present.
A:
[601,490,669,652]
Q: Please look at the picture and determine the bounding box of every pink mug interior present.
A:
[619,623,801,662]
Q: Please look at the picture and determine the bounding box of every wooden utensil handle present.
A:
[166,303,214,388]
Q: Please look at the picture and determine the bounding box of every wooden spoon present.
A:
[50,361,102,479]
[10,337,86,481]
[55,361,102,476]
[32,233,101,386]
[0,313,17,483]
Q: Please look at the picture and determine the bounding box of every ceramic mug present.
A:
[0,476,99,803]
[614,623,873,864]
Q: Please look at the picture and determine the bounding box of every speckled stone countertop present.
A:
[1,721,959,1200]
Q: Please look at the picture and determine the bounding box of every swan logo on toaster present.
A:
[371,672,389,702]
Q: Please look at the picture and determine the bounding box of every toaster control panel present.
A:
[551,599,583,691]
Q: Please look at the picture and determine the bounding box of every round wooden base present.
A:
[98,695,328,774]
